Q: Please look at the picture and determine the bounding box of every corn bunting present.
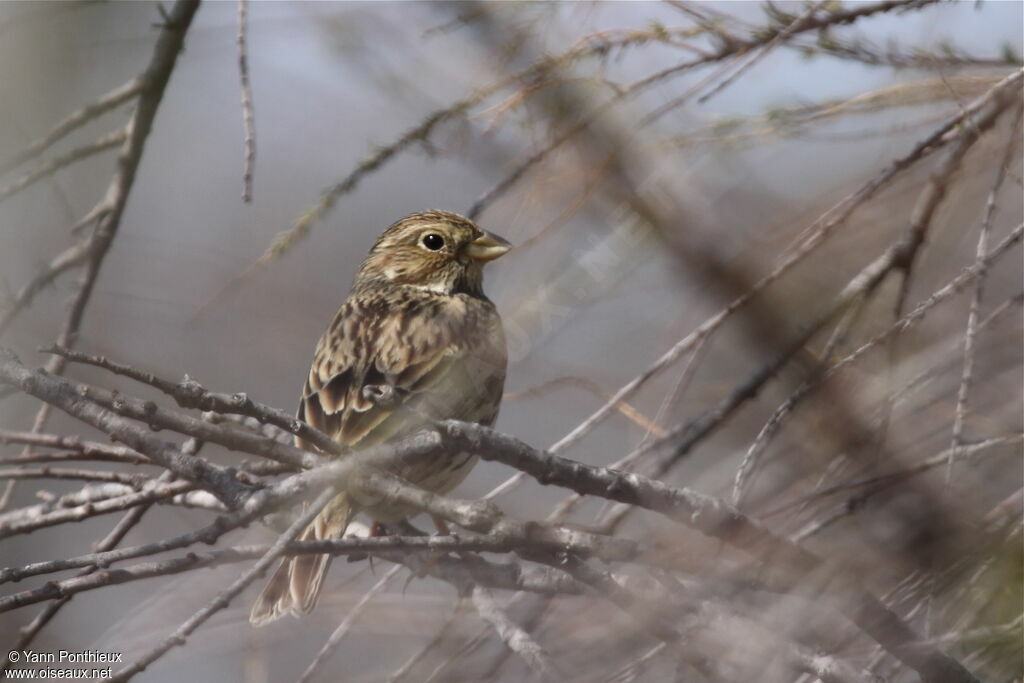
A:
[250,210,510,625]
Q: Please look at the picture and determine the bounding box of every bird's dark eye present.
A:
[421,233,445,251]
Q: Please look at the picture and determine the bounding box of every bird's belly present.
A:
[355,452,480,523]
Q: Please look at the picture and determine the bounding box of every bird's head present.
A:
[354,210,511,297]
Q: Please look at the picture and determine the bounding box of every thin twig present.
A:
[503,375,664,436]
[0,129,126,203]
[0,352,254,507]
[43,344,342,456]
[697,1,826,104]
[0,77,143,175]
[297,565,402,683]
[734,87,1019,506]
[3,499,153,675]
[0,442,206,665]
[0,535,589,600]
[471,585,559,681]
[767,434,1023,521]
[827,224,1023,398]
[196,0,939,321]
[733,295,868,507]
[545,67,1023,460]
[384,598,468,683]
[0,240,93,338]
[0,467,150,486]
[550,333,710,526]
[946,103,1024,482]
[237,0,255,202]
[106,487,337,682]
[434,420,980,683]
[801,34,1023,70]
[466,0,945,221]
[6,0,202,564]
[0,480,196,539]
[0,429,151,465]
[360,470,638,564]
[0,450,150,467]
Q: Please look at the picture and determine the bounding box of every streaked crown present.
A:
[353,210,511,297]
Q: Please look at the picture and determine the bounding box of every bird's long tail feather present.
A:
[249,493,354,626]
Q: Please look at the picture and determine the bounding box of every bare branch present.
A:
[946,103,1024,481]
[0,351,253,507]
[697,1,826,105]
[466,0,952,221]
[435,420,980,683]
[43,344,342,456]
[0,467,150,486]
[0,77,144,175]
[4,479,166,672]
[106,487,336,682]
[545,67,1023,461]
[471,585,559,681]
[6,0,203,560]
[1,3,1018,679]
[768,435,1023,523]
[0,480,196,540]
[0,534,589,615]
[297,566,402,683]
[734,96,1022,506]
[236,0,255,202]
[360,470,638,563]
[0,429,151,466]
[0,129,126,203]
[385,598,467,683]
[0,240,92,338]
[198,0,942,318]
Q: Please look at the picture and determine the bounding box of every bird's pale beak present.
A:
[465,231,512,262]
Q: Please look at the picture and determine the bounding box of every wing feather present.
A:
[298,291,505,451]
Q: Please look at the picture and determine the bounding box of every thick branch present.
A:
[436,420,979,683]
[0,351,251,507]
[43,345,341,456]
[0,534,586,613]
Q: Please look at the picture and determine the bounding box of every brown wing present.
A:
[298,290,506,451]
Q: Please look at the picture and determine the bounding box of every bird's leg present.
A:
[366,521,389,574]
[430,514,451,537]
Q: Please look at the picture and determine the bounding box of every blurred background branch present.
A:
[0,1,1020,682]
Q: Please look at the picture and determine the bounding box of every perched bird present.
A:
[250,210,510,625]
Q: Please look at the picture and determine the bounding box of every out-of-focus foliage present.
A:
[0,2,1021,682]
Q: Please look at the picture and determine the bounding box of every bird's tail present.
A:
[249,492,355,626]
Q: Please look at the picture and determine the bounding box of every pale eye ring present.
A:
[421,233,445,251]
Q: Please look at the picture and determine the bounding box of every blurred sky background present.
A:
[0,2,1021,681]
